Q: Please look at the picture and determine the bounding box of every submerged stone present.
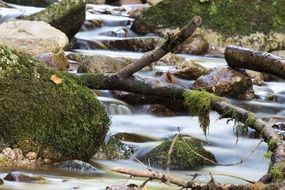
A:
[24,0,86,39]
[4,172,47,183]
[57,160,101,174]
[93,137,133,160]
[140,137,216,170]
[0,45,109,161]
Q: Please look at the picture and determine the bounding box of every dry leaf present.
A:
[50,74,62,85]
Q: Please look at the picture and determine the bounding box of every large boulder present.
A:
[4,0,56,7]
[132,0,285,55]
[24,0,86,39]
[140,137,216,170]
[0,45,109,161]
[0,20,68,56]
[192,67,254,99]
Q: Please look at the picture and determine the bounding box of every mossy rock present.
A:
[24,0,86,39]
[4,0,56,7]
[93,137,133,160]
[0,45,109,161]
[132,0,285,36]
[140,137,216,170]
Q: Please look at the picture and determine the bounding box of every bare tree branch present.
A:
[116,16,202,78]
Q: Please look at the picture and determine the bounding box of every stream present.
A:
[1,2,285,190]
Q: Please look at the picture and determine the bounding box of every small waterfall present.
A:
[97,96,132,115]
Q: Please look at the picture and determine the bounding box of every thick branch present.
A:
[116,16,202,78]
[225,45,285,79]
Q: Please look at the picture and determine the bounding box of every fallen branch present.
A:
[116,16,202,78]
[225,45,285,79]
[112,167,284,189]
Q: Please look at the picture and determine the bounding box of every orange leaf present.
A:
[50,74,62,85]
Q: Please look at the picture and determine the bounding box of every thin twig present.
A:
[188,172,254,183]
[166,129,180,182]
[182,138,264,167]
[139,178,152,189]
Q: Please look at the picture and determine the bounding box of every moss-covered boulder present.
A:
[132,0,285,54]
[0,45,109,161]
[4,0,56,7]
[140,137,216,170]
[24,0,86,39]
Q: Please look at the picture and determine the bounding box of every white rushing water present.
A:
[0,2,284,190]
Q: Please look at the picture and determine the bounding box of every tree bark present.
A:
[225,45,285,79]
[116,16,202,78]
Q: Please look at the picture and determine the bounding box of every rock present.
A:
[106,0,142,5]
[147,0,162,5]
[4,172,47,183]
[57,160,101,174]
[98,37,163,52]
[155,53,185,66]
[0,45,109,161]
[93,137,133,160]
[24,0,86,39]
[2,148,16,160]
[13,148,24,161]
[25,152,37,161]
[35,50,69,71]
[67,53,131,74]
[173,60,208,80]
[0,178,3,185]
[192,67,254,99]
[132,0,285,54]
[4,0,57,7]
[0,153,12,167]
[0,20,68,56]
[147,104,175,116]
[140,137,216,170]
[114,132,157,142]
[176,34,209,55]
[81,18,103,31]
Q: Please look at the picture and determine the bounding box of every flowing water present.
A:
[0,2,285,190]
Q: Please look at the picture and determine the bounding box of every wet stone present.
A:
[4,172,47,183]
[57,160,101,174]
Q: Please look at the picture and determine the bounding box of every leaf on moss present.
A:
[50,74,62,85]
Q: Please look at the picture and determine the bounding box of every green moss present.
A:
[0,45,110,161]
[134,0,285,36]
[268,138,279,151]
[183,90,221,135]
[141,137,216,170]
[24,0,86,39]
[93,137,132,160]
[244,112,257,128]
[271,161,285,182]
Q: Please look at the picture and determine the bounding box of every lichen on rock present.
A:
[0,45,109,161]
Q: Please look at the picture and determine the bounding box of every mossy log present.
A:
[23,0,86,39]
[225,45,285,80]
[0,45,109,161]
[78,73,285,183]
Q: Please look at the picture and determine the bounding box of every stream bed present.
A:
[0,2,285,190]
